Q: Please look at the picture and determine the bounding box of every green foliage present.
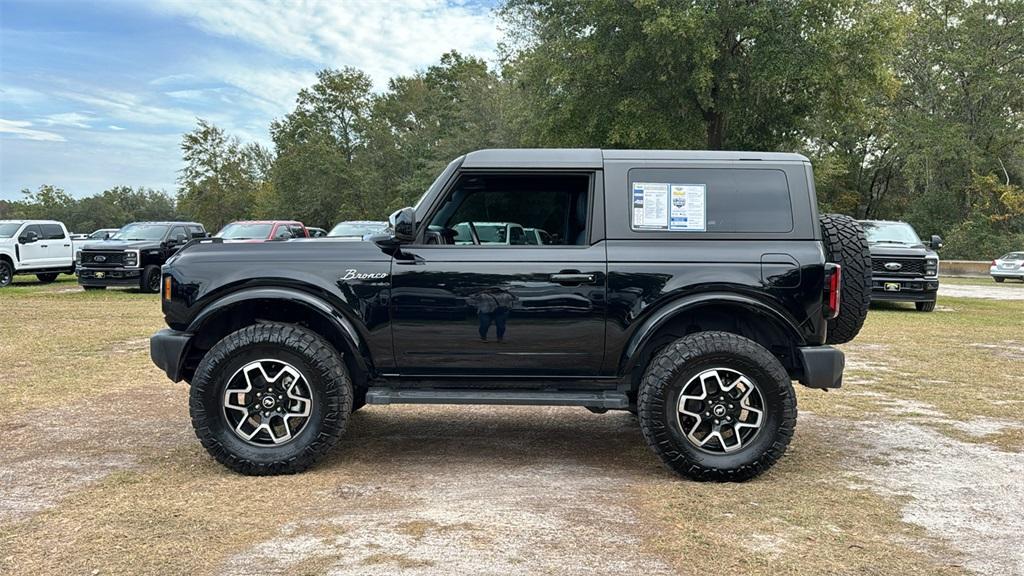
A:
[3,185,178,233]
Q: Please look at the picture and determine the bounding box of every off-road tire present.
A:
[994,277,1005,283]
[36,272,59,283]
[819,213,871,344]
[140,265,161,293]
[190,322,353,475]
[83,285,105,291]
[638,331,796,482]
[915,301,936,312]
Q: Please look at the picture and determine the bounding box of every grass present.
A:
[940,275,1024,286]
[2,279,1021,575]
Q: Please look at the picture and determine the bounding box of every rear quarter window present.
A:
[40,224,65,239]
[628,168,793,233]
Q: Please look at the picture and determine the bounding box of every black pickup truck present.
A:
[77,221,206,292]
[150,149,871,481]
[858,220,942,312]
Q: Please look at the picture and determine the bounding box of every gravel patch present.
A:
[938,284,1024,300]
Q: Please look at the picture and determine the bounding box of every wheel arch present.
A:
[621,293,807,385]
[182,288,371,387]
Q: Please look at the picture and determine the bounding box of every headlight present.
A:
[75,250,81,264]
[925,258,938,276]
[124,250,139,267]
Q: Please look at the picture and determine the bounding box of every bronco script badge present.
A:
[340,269,388,281]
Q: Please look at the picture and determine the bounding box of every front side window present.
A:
[217,223,273,240]
[114,224,169,241]
[424,173,591,246]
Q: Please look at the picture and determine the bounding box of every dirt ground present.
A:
[1,275,1022,575]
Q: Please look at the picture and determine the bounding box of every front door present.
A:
[19,224,47,268]
[390,171,606,376]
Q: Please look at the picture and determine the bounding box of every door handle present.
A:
[551,272,596,285]
[40,244,48,248]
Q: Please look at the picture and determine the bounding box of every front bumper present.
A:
[870,276,938,303]
[77,266,142,287]
[151,328,193,382]
[797,346,844,389]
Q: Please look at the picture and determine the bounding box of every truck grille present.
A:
[82,250,124,267]
[871,257,925,276]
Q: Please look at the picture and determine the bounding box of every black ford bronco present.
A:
[78,221,206,293]
[150,150,871,481]
[858,220,942,312]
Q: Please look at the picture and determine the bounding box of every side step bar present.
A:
[365,388,629,409]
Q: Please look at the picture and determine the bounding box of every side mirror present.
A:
[104,233,111,240]
[19,230,39,244]
[930,234,943,250]
[390,207,416,243]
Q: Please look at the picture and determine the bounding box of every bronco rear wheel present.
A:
[638,331,796,482]
[190,322,353,475]
[819,213,871,344]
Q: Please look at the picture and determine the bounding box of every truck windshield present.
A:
[217,223,273,239]
[0,223,23,238]
[113,224,169,241]
[861,222,921,245]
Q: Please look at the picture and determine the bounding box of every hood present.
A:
[80,239,163,251]
[867,242,936,259]
[168,236,391,267]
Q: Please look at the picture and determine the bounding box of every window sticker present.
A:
[632,182,669,229]
[632,182,706,231]
[669,184,706,231]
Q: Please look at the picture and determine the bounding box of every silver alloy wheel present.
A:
[676,367,764,453]
[222,359,313,446]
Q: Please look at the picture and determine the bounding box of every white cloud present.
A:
[39,112,94,128]
[55,87,197,128]
[0,119,67,142]
[150,0,500,86]
[0,86,48,106]
[108,125,126,131]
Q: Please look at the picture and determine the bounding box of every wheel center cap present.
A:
[261,396,276,409]
[713,404,727,417]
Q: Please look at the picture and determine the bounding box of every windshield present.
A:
[112,224,169,241]
[216,223,273,239]
[0,223,22,238]
[89,229,115,239]
[414,157,462,211]
[329,222,386,237]
[1000,252,1024,261]
[861,222,921,245]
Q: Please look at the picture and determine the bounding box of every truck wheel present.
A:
[637,331,796,482]
[189,322,353,475]
[0,261,13,287]
[819,213,871,344]
[140,265,161,293]
[915,301,936,312]
[36,272,59,283]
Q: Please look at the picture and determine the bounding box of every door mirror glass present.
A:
[175,233,189,244]
[930,234,943,250]
[390,207,417,243]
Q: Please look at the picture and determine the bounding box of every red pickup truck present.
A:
[214,221,309,242]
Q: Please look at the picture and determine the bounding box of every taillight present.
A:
[825,263,841,320]
[991,260,997,266]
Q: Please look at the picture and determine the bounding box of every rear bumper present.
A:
[870,276,938,303]
[77,266,142,287]
[150,328,192,382]
[990,268,1024,279]
[797,346,844,389]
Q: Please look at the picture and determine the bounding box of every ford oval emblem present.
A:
[884,262,902,271]
[94,255,106,262]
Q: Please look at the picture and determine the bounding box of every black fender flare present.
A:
[186,287,370,374]
[620,292,806,375]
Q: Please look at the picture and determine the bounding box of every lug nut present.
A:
[714,419,720,425]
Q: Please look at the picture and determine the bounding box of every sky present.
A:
[0,0,501,200]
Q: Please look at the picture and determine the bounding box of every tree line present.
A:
[4,0,1022,258]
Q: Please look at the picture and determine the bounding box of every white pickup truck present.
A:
[0,219,80,287]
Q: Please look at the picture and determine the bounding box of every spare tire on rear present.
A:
[819,213,871,344]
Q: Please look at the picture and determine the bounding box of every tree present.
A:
[269,68,374,226]
[500,0,902,150]
[177,119,272,230]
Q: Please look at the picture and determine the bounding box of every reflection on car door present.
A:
[390,245,607,376]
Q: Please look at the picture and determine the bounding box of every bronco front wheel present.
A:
[638,331,796,481]
[189,322,353,475]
